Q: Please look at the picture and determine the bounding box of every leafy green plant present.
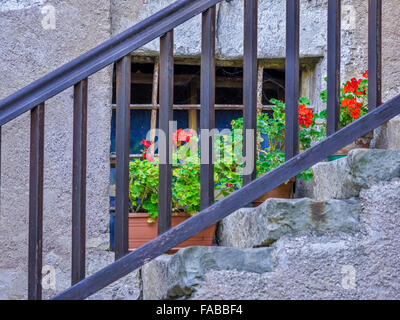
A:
[129,134,202,219]
[230,97,325,182]
[129,158,159,219]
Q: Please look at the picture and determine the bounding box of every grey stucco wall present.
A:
[0,0,141,300]
[1,0,400,300]
[111,0,400,111]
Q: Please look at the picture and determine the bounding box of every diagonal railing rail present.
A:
[0,0,386,300]
[0,0,221,126]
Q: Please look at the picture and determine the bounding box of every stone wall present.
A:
[0,0,139,300]
[142,177,400,300]
[191,179,400,300]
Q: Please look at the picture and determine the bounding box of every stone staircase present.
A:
[141,149,400,300]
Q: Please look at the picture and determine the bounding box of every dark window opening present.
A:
[110,57,287,210]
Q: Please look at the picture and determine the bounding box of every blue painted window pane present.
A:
[213,110,273,150]
[216,110,243,130]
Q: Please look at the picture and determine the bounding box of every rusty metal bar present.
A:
[200,6,216,210]
[115,56,131,260]
[368,0,382,111]
[28,103,45,300]
[285,0,300,161]
[327,0,341,135]
[72,79,88,284]
[243,0,258,185]
[158,30,174,235]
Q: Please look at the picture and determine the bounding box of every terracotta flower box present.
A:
[328,132,373,161]
[252,180,294,207]
[128,213,216,253]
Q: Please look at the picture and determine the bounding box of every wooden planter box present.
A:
[128,213,216,253]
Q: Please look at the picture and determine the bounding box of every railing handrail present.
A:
[0,0,222,127]
[0,0,386,300]
[53,93,400,300]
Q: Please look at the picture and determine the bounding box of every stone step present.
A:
[141,179,400,300]
[217,197,361,248]
[298,149,400,201]
[141,246,273,300]
[217,149,400,249]
[374,115,400,150]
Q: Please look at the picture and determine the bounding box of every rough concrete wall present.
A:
[0,0,140,300]
[111,0,400,111]
[111,0,327,58]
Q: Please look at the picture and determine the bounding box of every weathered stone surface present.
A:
[189,179,400,300]
[111,0,202,56]
[373,116,400,151]
[306,156,349,200]
[193,233,365,300]
[0,0,132,300]
[141,246,273,300]
[307,149,400,201]
[141,255,171,301]
[217,197,361,248]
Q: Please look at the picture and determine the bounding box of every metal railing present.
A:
[0,0,388,300]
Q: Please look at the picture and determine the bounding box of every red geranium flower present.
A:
[351,108,361,119]
[344,78,365,95]
[141,139,151,148]
[143,153,154,162]
[363,70,368,79]
[341,98,362,120]
[173,129,194,146]
[298,104,314,128]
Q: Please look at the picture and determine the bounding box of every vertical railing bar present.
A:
[28,102,45,300]
[158,30,174,235]
[285,0,300,161]
[115,56,131,260]
[200,6,216,210]
[243,0,258,186]
[368,0,382,111]
[327,0,341,136]
[71,79,88,284]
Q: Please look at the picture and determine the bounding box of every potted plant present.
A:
[222,97,325,207]
[128,134,216,252]
[320,70,371,161]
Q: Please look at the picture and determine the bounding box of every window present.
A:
[109,56,286,209]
